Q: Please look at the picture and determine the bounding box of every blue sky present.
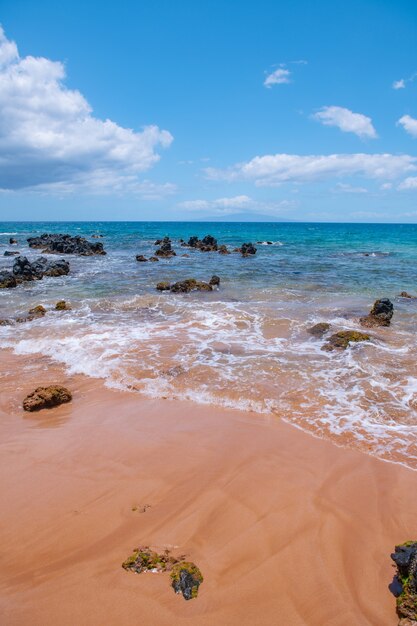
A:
[1,0,417,221]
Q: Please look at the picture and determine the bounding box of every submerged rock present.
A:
[391,542,417,624]
[156,281,171,291]
[322,330,370,352]
[218,244,230,255]
[399,291,416,299]
[170,562,204,600]
[209,275,220,287]
[23,385,72,411]
[360,298,394,328]
[149,256,159,262]
[4,250,19,256]
[27,233,106,256]
[308,322,331,337]
[136,255,148,262]
[0,270,17,289]
[170,279,212,293]
[240,242,257,256]
[28,305,46,318]
[9,238,17,245]
[55,300,72,311]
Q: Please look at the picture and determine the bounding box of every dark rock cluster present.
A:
[0,256,70,289]
[322,330,370,352]
[27,233,106,256]
[391,541,417,625]
[360,298,394,328]
[155,237,176,258]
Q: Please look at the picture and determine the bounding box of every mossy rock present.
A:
[23,385,72,412]
[391,541,417,623]
[122,547,178,574]
[322,330,370,352]
[308,322,330,337]
[170,561,203,600]
[55,300,72,310]
[28,305,46,317]
[156,281,171,291]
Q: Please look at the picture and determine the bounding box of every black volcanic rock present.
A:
[27,233,106,256]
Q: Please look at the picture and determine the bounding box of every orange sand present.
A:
[0,350,416,625]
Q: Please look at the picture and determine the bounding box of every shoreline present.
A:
[0,349,416,624]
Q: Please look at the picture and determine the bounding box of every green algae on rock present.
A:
[122,547,203,600]
[170,561,204,600]
[391,541,417,625]
[322,330,370,352]
[307,322,331,337]
[55,300,72,310]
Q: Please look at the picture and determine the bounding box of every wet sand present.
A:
[0,350,416,625]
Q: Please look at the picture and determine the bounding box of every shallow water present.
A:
[1,221,417,467]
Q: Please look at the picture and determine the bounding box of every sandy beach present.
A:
[0,350,415,625]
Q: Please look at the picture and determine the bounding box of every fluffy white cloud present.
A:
[398,114,417,138]
[0,27,173,193]
[398,177,417,190]
[393,79,405,90]
[179,195,293,215]
[264,67,291,87]
[205,153,416,186]
[313,106,377,139]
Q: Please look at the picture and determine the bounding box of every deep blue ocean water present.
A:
[1,222,417,467]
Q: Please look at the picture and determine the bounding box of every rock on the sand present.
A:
[23,386,72,412]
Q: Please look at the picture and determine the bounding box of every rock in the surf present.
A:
[156,281,171,291]
[12,256,70,281]
[360,298,394,328]
[136,255,148,262]
[170,279,212,293]
[155,238,176,257]
[23,386,72,411]
[322,330,370,351]
[308,322,331,337]
[240,242,257,256]
[27,233,106,256]
[4,250,19,256]
[391,541,417,625]
[209,275,220,287]
[9,237,17,245]
[55,300,72,311]
[399,292,416,299]
[0,270,17,289]
[28,305,46,318]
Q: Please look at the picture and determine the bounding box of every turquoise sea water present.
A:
[1,222,417,467]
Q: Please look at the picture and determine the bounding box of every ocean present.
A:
[1,221,417,467]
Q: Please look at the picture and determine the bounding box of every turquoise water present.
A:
[1,221,417,467]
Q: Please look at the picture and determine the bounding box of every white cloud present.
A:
[264,67,291,88]
[398,177,417,190]
[393,79,405,90]
[313,106,377,139]
[398,114,417,138]
[380,182,392,190]
[0,27,173,193]
[205,153,416,186]
[178,195,294,216]
[332,182,368,194]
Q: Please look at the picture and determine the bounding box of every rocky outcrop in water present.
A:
[23,386,72,411]
[13,256,70,281]
[27,233,106,256]
[170,278,212,293]
[360,298,394,328]
[209,275,220,287]
[9,238,17,245]
[0,270,17,289]
[182,235,218,252]
[4,250,19,256]
[55,300,72,310]
[28,305,46,318]
[122,547,203,601]
[399,292,416,299]
[155,237,176,258]
[136,255,148,262]
[156,278,213,293]
[308,322,331,337]
[218,244,230,254]
[149,256,159,262]
[391,542,417,625]
[322,330,370,351]
[240,242,257,256]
